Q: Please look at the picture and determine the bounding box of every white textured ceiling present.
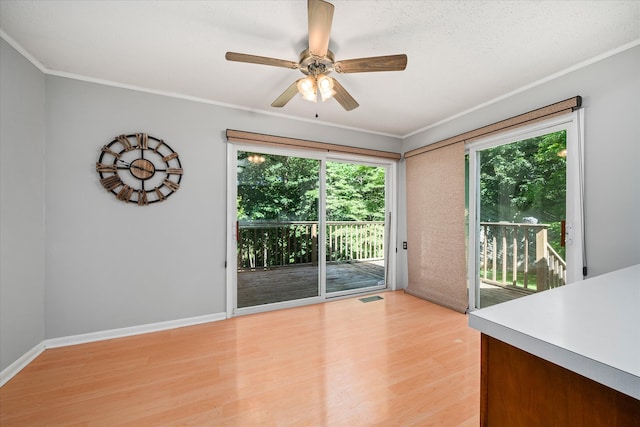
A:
[1,0,639,137]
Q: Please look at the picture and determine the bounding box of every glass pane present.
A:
[236,151,320,308]
[478,131,567,307]
[325,161,386,294]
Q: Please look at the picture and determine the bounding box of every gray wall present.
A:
[43,76,402,339]
[0,39,46,371]
[401,45,640,279]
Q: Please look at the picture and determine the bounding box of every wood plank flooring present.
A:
[0,291,480,426]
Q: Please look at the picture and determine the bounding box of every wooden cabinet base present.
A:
[480,334,640,426]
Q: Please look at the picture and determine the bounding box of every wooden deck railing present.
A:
[237,221,385,270]
[480,222,566,292]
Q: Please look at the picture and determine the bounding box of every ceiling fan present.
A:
[225,0,407,111]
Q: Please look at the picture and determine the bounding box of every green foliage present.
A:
[479,130,567,256]
[326,162,386,221]
[237,152,320,221]
[237,153,386,222]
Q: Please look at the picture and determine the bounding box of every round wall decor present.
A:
[96,133,183,205]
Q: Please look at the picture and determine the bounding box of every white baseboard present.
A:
[0,341,45,387]
[45,312,227,348]
[0,312,227,387]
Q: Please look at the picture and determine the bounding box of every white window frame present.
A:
[467,110,585,310]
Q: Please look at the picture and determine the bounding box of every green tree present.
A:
[237,153,386,222]
[326,162,385,221]
[237,152,319,221]
[479,130,567,256]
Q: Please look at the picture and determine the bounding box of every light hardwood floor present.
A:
[0,291,480,426]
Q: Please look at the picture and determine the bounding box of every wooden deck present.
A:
[238,261,385,308]
[238,261,534,309]
[479,282,536,308]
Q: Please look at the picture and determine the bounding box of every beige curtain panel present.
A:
[403,96,580,313]
[405,142,467,313]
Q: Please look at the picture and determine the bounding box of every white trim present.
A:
[49,68,402,138]
[388,160,398,290]
[574,109,587,275]
[0,342,45,387]
[0,312,227,388]
[326,284,387,299]
[1,30,399,138]
[235,296,325,316]
[465,112,577,151]
[564,111,585,283]
[226,143,238,318]
[404,39,640,138]
[44,312,227,349]
[319,159,327,300]
[467,149,480,311]
[2,31,638,140]
[0,30,47,72]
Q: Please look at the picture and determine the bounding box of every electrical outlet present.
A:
[402,241,407,250]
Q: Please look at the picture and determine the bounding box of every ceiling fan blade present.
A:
[308,0,334,57]
[334,54,408,73]
[331,78,359,111]
[271,81,300,108]
[225,52,299,69]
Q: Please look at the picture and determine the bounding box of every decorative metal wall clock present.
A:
[96,133,183,205]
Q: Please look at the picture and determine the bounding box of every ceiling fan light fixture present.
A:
[297,76,318,102]
[317,74,335,102]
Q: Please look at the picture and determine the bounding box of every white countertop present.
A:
[468,264,640,399]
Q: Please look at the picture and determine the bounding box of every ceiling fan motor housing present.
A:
[299,49,335,76]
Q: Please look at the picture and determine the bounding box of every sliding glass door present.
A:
[468,113,584,309]
[325,161,387,296]
[229,145,394,314]
[236,151,320,308]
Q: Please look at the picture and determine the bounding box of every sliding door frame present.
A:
[226,142,397,317]
[324,153,397,299]
[467,110,585,310]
